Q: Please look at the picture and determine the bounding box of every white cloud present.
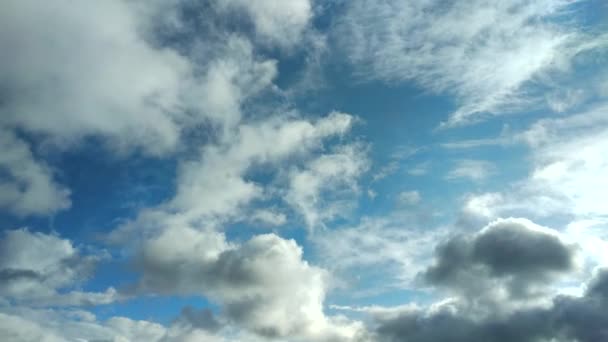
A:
[107,111,358,243]
[460,103,608,222]
[335,0,604,125]
[0,130,70,216]
[170,111,356,223]
[0,229,117,307]
[286,143,369,230]
[136,226,363,340]
[251,209,287,226]
[314,216,446,289]
[446,159,495,182]
[217,0,312,48]
[0,0,191,155]
[0,0,280,218]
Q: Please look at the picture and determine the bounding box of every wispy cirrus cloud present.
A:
[334,0,606,125]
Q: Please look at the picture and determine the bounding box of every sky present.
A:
[0,1,607,341]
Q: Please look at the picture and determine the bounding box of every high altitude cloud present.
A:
[0,229,117,307]
[334,0,603,125]
[286,143,369,230]
[460,103,608,222]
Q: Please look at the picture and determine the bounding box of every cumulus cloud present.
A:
[421,218,579,315]
[135,226,362,340]
[0,229,117,307]
[217,0,312,48]
[0,130,70,216]
[107,111,358,243]
[334,0,604,125]
[0,0,283,218]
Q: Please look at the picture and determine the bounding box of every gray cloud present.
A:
[376,269,608,342]
[423,218,576,301]
[174,306,223,333]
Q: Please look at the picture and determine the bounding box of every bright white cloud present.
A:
[335,0,603,125]
[0,0,190,154]
[217,0,312,48]
[460,104,608,221]
[170,111,356,224]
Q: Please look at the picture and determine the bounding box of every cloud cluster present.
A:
[0,229,117,307]
[286,143,369,230]
[136,227,362,340]
[374,268,608,342]
[423,218,577,306]
[0,0,295,217]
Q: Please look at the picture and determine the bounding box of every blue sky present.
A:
[1,1,608,341]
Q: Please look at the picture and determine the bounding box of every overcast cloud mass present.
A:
[0,0,607,341]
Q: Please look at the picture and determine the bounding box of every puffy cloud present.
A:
[135,226,362,340]
[107,111,357,243]
[334,0,604,125]
[0,0,281,218]
[0,0,190,154]
[423,218,577,306]
[0,130,70,216]
[0,0,279,154]
[374,269,608,342]
[0,229,117,307]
